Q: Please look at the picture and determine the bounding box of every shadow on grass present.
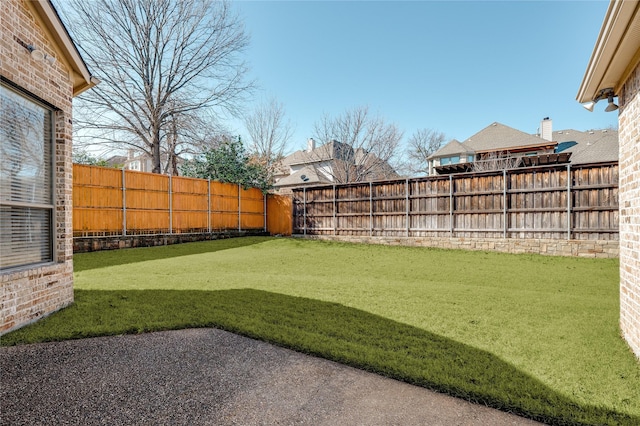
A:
[2,288,637,426]
[73,236,273,272]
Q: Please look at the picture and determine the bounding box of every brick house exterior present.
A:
[578,0,640,359]
[1,0,95,334]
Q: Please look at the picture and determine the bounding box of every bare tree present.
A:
[312,106,403,183]
[243,98,294,182]
[59,0,252,174]
[404,128,446,176]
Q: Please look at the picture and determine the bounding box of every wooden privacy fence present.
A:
[73,164,292,237]
[292,162,618,240]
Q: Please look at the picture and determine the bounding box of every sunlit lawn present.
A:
[2,237,638,425]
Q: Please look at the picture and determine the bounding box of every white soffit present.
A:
[28,0,95,96]
[577,0,640,103]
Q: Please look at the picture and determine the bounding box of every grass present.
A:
[2,236,639,425]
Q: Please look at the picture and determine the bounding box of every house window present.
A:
[467,155,475,162]
[0,83,54,270]
[440,156,460,166]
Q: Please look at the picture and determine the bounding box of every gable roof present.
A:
[281,141,343,166]
[463,122,554,153]
[273,165,330,187]
[428,139,473,159]
[28,0,97,96]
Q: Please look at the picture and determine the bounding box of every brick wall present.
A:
[1,0,75,334]
[302,236,619,258]
[619,62,640,359]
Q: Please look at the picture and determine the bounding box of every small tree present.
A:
[180,137,270,192]
[244,98,294,183]
[405,128,446,176]
[72,149,110,167]
[312,106,403,183]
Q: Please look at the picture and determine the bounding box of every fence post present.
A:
[303,187,307,236]
[370,181,373,237]
[567,163,572,240]
[503,169,507,238]
[169,175,173,234]
[263,193,267,233]
[333,184,337,236]
[122,167,127,236]
[207,178,211,233]
[238,183,241,233]
[449,174,454,236]
[405,178,410,237]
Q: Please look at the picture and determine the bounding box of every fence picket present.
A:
[72,164,292,236]
[291,163,618,241]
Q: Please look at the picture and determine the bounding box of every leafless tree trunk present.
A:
[312,106,402,183]
[404,128,446,176]
[58,0,252,173]
[243,98,293,182]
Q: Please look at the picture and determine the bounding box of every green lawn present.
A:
[2,237,639,425]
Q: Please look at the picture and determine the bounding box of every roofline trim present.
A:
[577,0,640,103]
[29,0,96,96]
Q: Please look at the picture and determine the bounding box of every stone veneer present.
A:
[73,231,269,253]
[1,0,75,334]
[618,61,640,359]
[301,236,619,258]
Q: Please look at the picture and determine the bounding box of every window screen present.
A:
[0,83,54,270]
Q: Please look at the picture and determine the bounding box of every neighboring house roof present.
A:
[274,140,398,187]
[428,139,473,159]
[274,166,330,187]
[554,128,618,165]
[463,122,554,153]
[29,0,98,96]
[577,1,640,103]
[429,122,618,171]
[104,155,127,167]
[281,141,341,166]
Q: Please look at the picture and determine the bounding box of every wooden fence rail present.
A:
[73,164,292,237]
[291,162,619,240]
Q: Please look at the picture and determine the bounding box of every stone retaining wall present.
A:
[73,231,269,253]
[301,235,619,258]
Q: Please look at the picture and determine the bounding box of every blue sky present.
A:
[231,0,617,154]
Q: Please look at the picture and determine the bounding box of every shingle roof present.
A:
[273,165,331,187]
[427,139,473,159]
[463,122,553,152]
[427,122,618,166]
[280,141,342,166]
[554,128,618,164]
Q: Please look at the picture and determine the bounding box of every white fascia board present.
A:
[577,0,640,103]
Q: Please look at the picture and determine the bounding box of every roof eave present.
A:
[474,143,557,155]
[577,0,640,103]
[29,0,97,97]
